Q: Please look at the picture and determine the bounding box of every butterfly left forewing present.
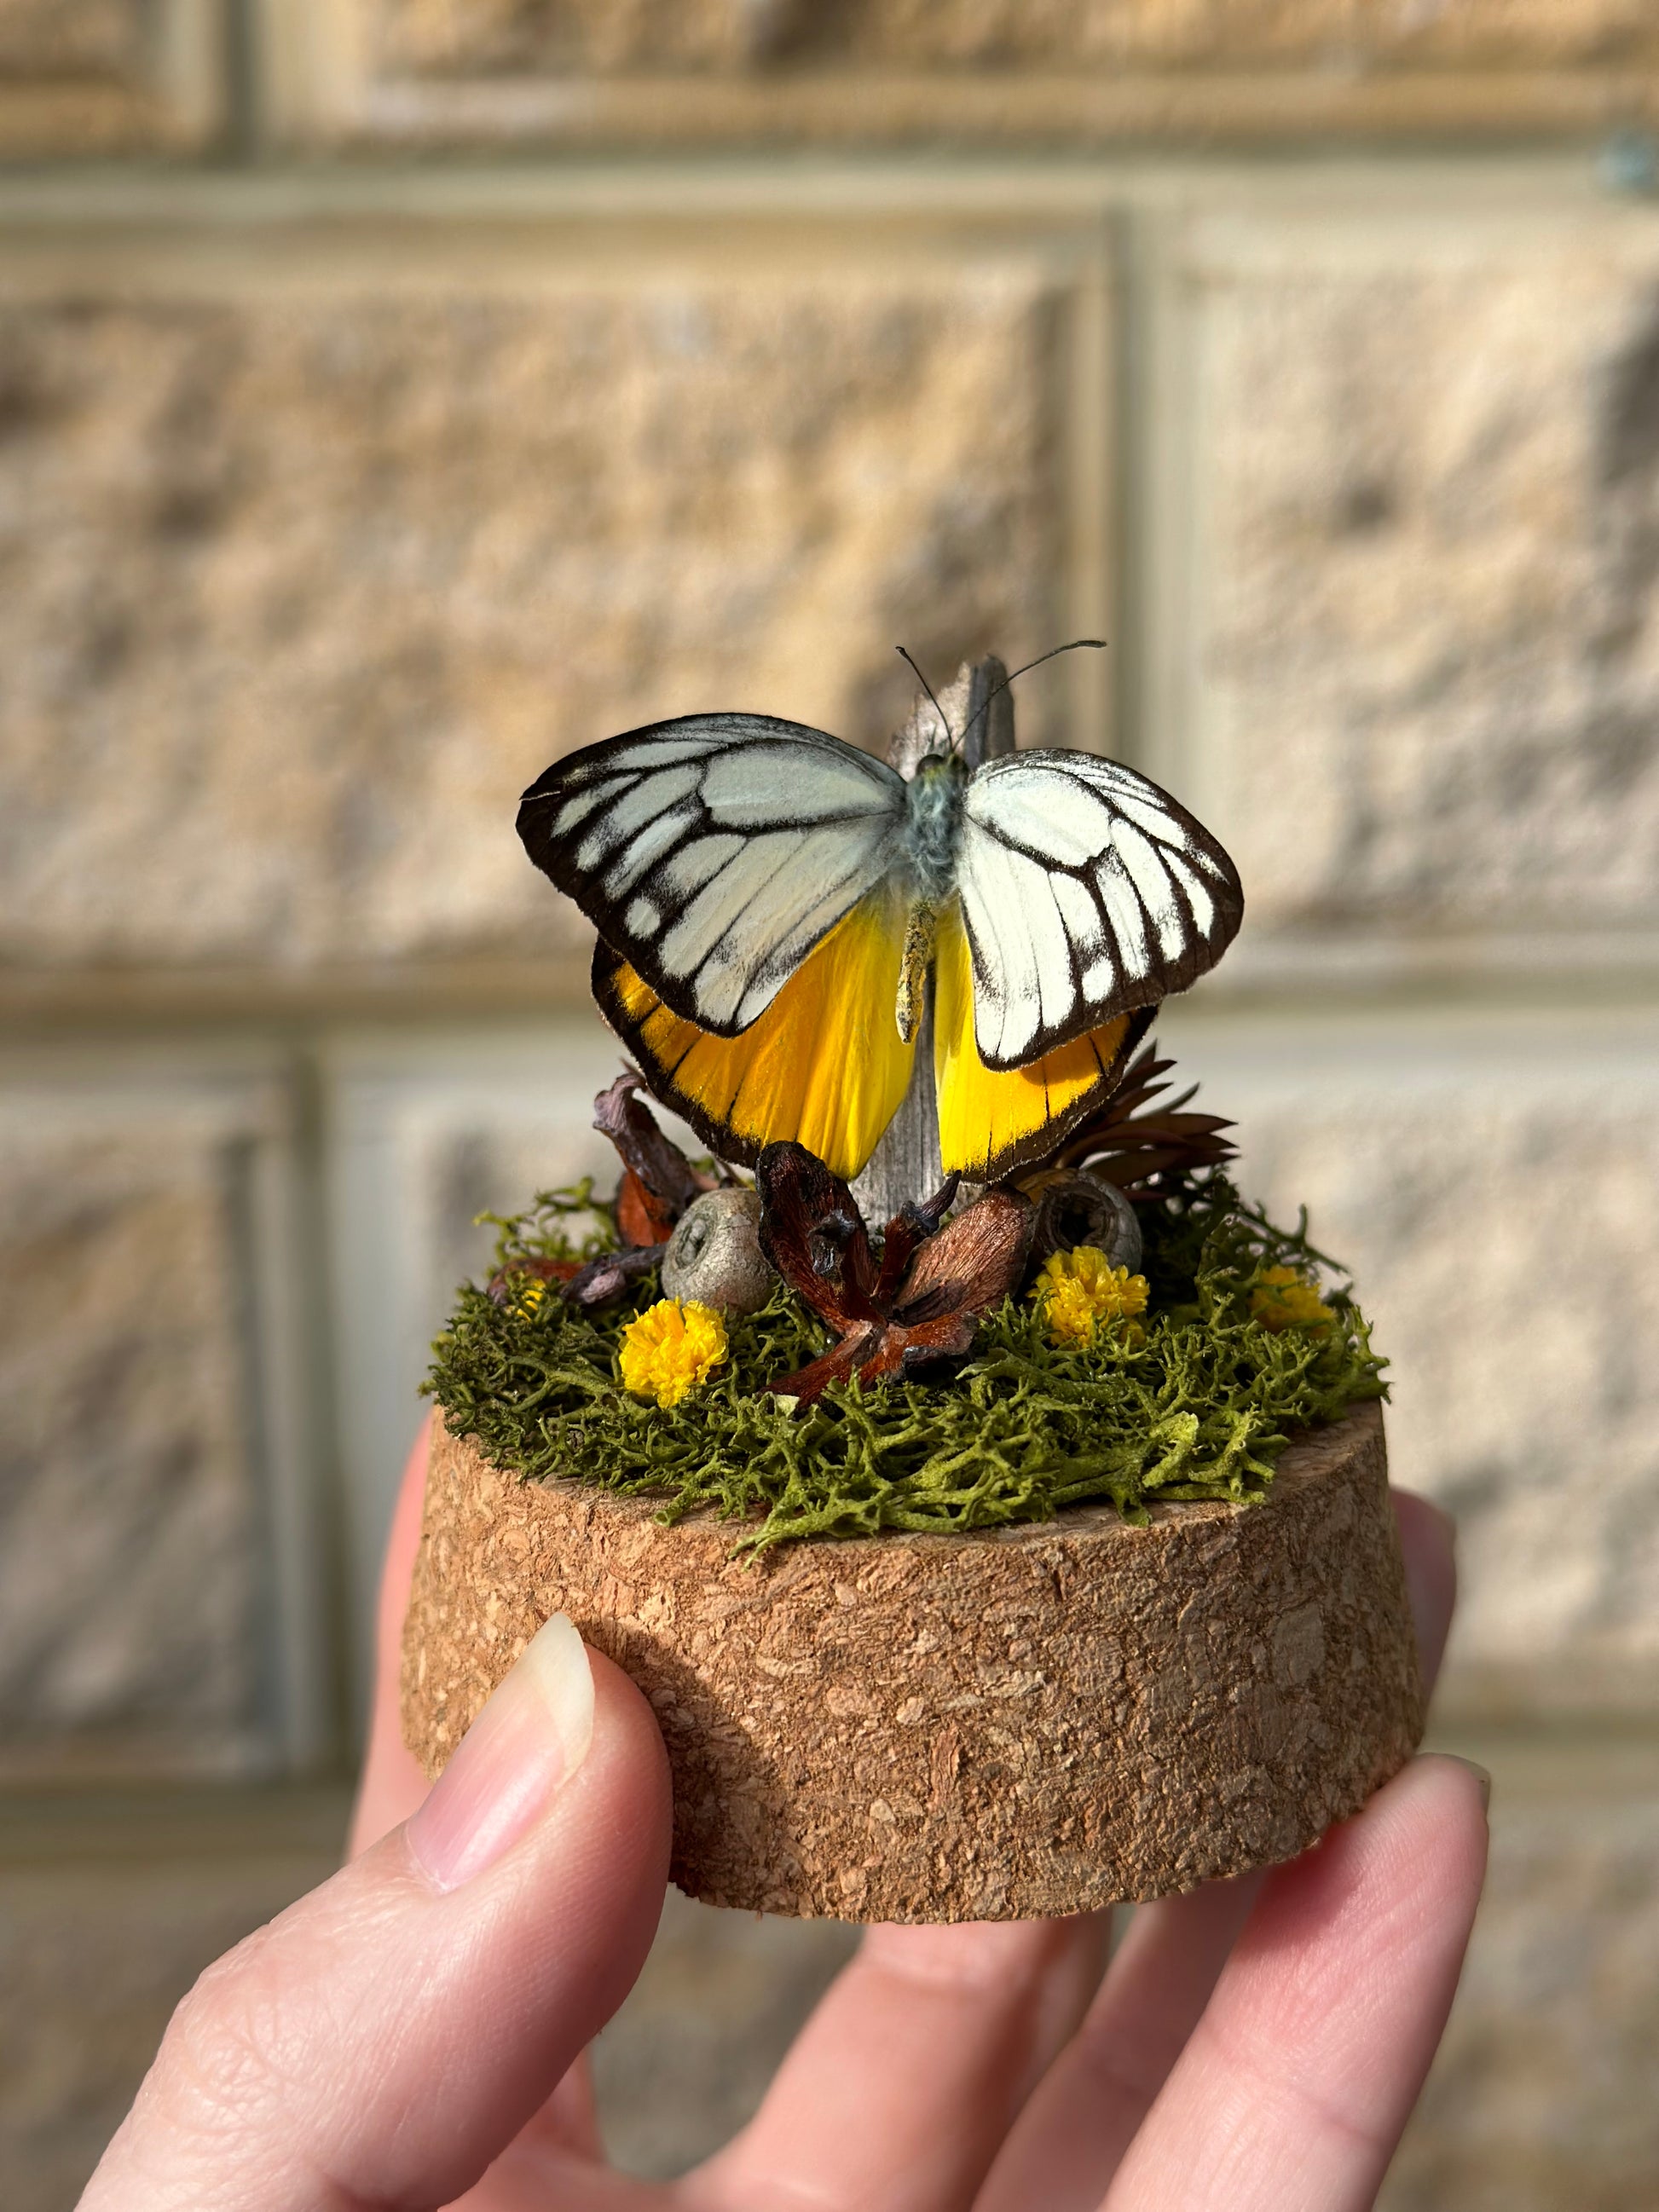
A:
[517,714,907,1037]
[957,753,1242,1071]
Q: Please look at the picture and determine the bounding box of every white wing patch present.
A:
[518,713,908,1037]
[1050,871,1104,961]
[957,752,1243,1068]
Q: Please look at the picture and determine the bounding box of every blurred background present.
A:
[3,6,1659,2207]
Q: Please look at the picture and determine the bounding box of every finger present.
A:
[349,1415,438,1858]
[691,1915,1108,2212]
[1100,1753,1488,2212]
[978,1477,1461,2209]
[83,1626,671,2212]
[443,2065,621,2210]
[1391,1488,1457,1692]
[344,1424,608,2167]
[974,1875,1263,2212]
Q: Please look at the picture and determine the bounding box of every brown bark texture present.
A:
[402,1403,1424,1921]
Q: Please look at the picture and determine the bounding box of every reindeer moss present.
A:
[423,1175,1386,1555]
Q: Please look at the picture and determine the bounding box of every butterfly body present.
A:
[900,750,969,901]
[885,749,966,1043]
[519,699,1242,1185]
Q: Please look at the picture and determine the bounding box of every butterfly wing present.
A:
[933,903,1154,1183]
[594,883,917,1180]
[518,715,908,1037]
[956,752,1243,1071]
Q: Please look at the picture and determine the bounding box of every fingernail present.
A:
[408,1614,594,1891]
[1436,1753,1492,1815]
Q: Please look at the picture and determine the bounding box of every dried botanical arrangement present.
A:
[404,652,1423,1922]
[425,1054,1384,1556]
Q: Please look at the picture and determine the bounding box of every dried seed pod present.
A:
[660,1188,772,1314]
[1029,1171,1143,1276]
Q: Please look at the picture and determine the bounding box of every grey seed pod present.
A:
[1089,1176,1143,1275]
[1031,1171,1143,1276]
[660,1187,773,1314]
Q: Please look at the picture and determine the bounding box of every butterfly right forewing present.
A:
[957,752,1243,1070]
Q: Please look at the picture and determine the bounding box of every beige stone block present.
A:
[1384,1732,1659,2212]
[325,1022,679,1668]
[279,1,1659,147]
[1189,211,1659,953]
[369,0,772,77]
[1163,1005,1659,1719]
[0,248,1063,979]
[0,0,222,155]
[0,1077,282,1776]
[0,2,142,78]
[363,0,1659,78]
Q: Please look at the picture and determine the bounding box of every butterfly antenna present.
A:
[895,645,954,752]
[957,638,1107,758]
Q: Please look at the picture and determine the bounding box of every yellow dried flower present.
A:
[1034,1246,1149,1348]
[1250,1264,1332,1333]
[618,1297,729,1408]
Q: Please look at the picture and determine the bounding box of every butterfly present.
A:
[517,693,1242,1185]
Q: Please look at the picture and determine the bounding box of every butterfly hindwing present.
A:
[518,715,908,1037]
[956,752,1243,1071]
[594,883,916,1181]
[933,903,1155,1182]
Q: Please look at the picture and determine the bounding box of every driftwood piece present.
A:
[402,1403,1424,1923]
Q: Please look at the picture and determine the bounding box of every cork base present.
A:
[402,1403,1423,1922]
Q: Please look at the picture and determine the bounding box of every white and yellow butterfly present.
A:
[517,697,1242,1185]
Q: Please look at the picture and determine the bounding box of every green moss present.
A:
[423,1174,1386,1556]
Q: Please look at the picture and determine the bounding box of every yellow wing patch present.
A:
[595,886,916,1182]
[934,902,1143,1182]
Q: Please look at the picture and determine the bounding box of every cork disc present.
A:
[402,1403,1423,1923]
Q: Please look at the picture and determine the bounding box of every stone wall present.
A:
[259,0,1659,148]
[3,12,1658,2206]
[0,0,220,155]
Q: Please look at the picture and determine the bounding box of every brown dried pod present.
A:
[756,1143,1032,1404]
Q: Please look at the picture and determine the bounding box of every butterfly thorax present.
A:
[891,752,968,1045]
[902,751,968,901]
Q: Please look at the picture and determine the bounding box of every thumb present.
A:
[83,1619,671,2212]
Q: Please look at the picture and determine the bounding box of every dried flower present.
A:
[1034,1246,1149,1347]
[618,1297,729,1407]
[1038,1035,1236,1199]
[755,1143,1032,1406]
[1250,1265,1332,1333]
[593,1068,717,1245]
[499,1072,721,1315]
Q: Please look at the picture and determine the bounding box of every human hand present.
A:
[84,1418,1483,2212]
